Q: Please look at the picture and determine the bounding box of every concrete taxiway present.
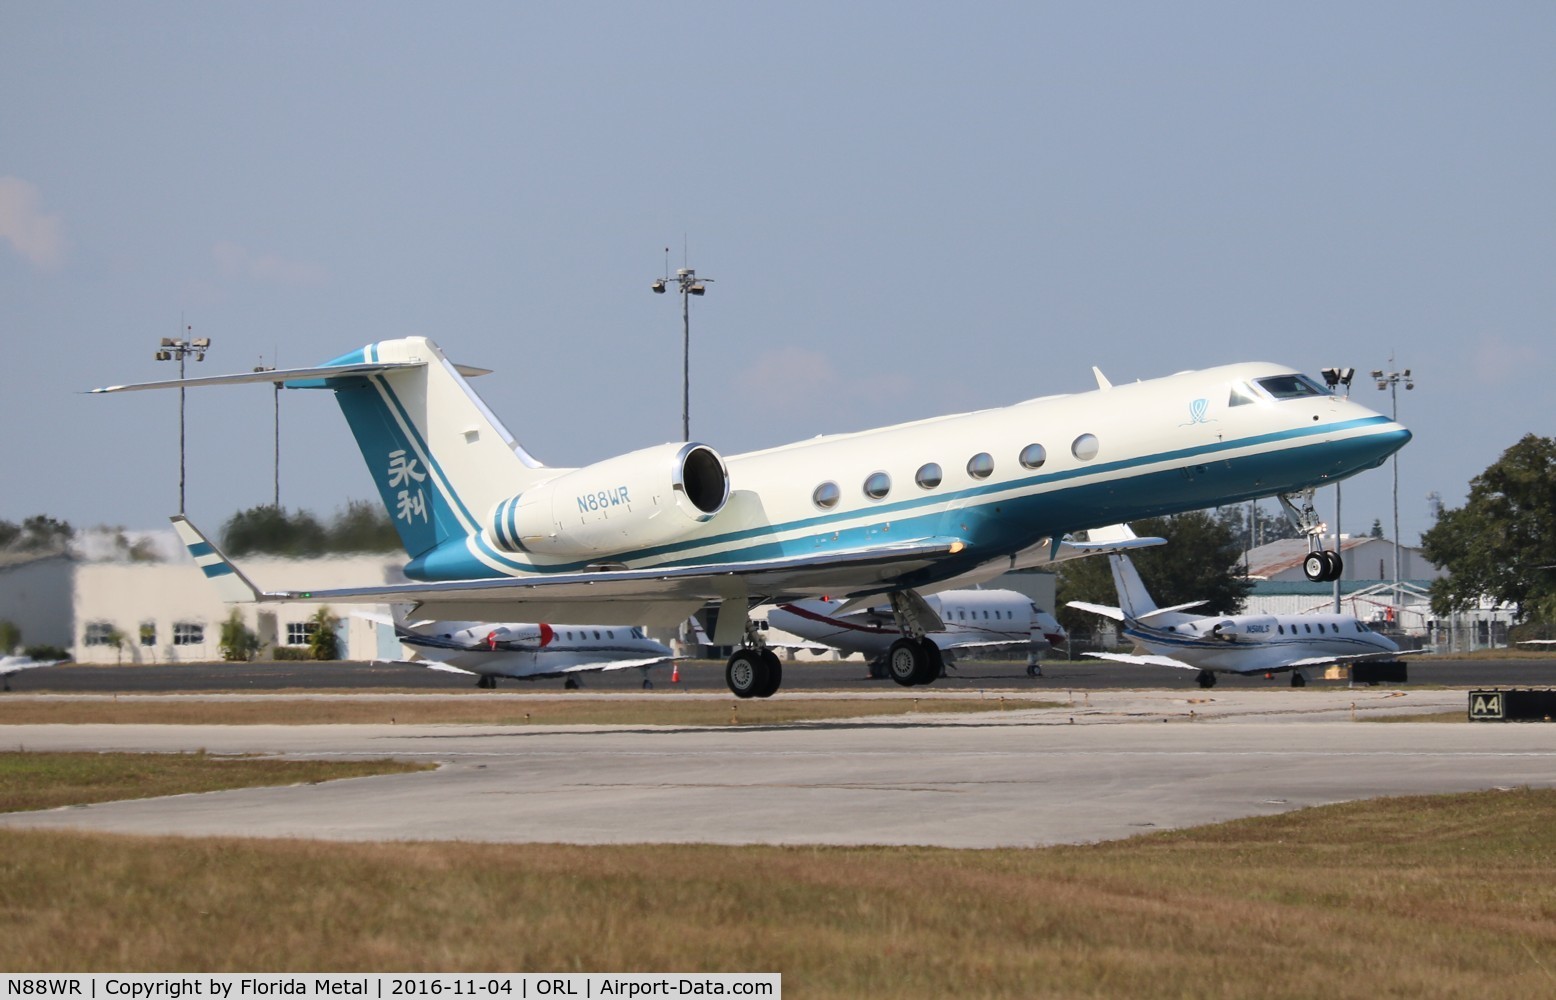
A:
[4,688,1553,848]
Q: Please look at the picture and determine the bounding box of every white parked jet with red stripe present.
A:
[362,616,675,689]
[96,336,1409,698]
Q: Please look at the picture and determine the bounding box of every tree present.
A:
[326,499,400,552]
[1370,519,1385,539]
[1055,511,1253,636]
[0,620,20,655]
[0,515,73,552]
[307,607,341,661]
[219,501,398,556]
[1421,434,1556,624]
[218,609,262,662]
[221,505,327,557]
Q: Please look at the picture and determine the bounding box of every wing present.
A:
[560,656,673,674]
[0,659,64,676]
[1082,651,1198,670]
[1284,649,1429,668]
[172,515,969,626]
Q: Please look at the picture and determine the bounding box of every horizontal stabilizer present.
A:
[1066,600,1125,622]
[89,359,491,394]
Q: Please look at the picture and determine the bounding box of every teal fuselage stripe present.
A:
[201,563,235,578]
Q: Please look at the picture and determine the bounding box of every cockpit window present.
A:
[1229,382,1259,407]
[1257,374,1330,399]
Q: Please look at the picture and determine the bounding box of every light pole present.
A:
[1371,365,1414,610]
[153,328,211,513]
[651,265,711,441]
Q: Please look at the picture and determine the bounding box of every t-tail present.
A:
[1084,524,1158,619]
[286,337,550,565]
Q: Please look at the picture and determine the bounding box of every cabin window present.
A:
[593,630,601,640]
[1331,624,1339,633]
[607,630,615,639]
[1257,374,1330,399]
[565,631,574,640]
[863,471,892,500]
[1229,382,1259,407]
[812,481,841,510]
[915,463,943,489]
[967,452,994,479]
[1303,623,1312,634]
[1278,625,1285,635]
[1071,433,1100,461]
[1019,443,1047,470]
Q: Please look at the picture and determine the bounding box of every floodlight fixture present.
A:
[650,259,714,441]
[153,328,212,514]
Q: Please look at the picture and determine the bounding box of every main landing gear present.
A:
[1195,669,1218,689]
[1279,489,1344,583]
[726,618,783,699]
[883,590,945,688]
[723,588,946,697]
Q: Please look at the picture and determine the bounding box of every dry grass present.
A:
[1,789,1553,996]
[0,696,1051,727]
[0,752,432,812]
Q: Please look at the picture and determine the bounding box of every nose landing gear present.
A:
[1280,489,1344,583]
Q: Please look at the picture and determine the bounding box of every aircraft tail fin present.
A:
[1108,552,1160,620]
[97,337,552,563]
[286,337,550,561]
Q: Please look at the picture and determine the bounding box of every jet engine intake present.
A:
[486,442,728,556]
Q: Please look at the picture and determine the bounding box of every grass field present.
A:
[0,751,432,812]
[0,787,1552,995]
[2,741,1553,994]
[0,695,1053,726]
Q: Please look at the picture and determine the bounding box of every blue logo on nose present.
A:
[1180,398,1214,426]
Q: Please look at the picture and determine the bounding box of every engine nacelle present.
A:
[486,442,729,557]
[1207,616,1279,641]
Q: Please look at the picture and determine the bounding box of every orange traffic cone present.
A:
[672,663,681,684]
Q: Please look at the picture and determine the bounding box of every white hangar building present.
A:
[0,535,403,665]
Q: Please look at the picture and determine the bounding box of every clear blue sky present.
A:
[3,2,1552,548]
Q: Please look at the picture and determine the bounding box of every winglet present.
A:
[170,515,265,603]
[1092,366,1112,390]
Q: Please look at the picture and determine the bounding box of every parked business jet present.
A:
[361,616,674,689]
[762,590,1069,680]
[1067,526,1411,688]
[1,654,64,691]
[96,336,1409,699]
